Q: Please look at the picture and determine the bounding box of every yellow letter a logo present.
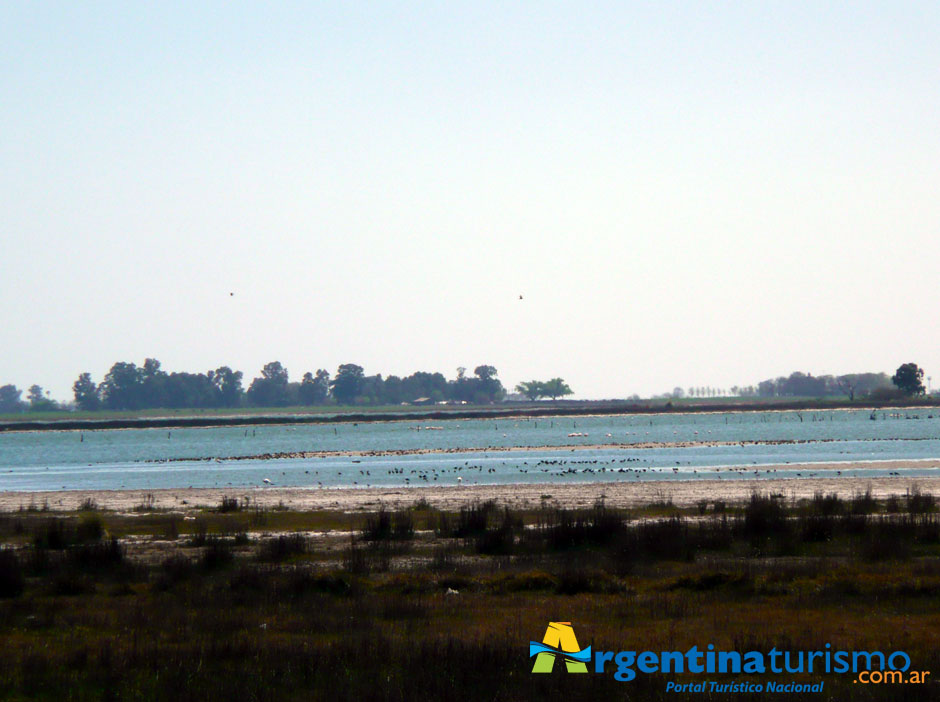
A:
[530,622,589,673]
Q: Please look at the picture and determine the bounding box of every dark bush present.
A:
[364,508,414,542]
[201,538,234,570]
[801,515,837,542]
[539,504,625,550]
[738,493,789,540]
[850,488,878,515]
[155,554,194,590]
[218,496,241,513]
[907,487,936,514]
[78,497,98,512]
[810,492,844,516]
[288,571,353,597]
[69,538,124,570]
[257,534,309,562]
[473,509,521,555]
[0,550,24,598]
[76,514,104,542]
[33,519,70,550]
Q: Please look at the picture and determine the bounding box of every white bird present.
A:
[262,478,272,485]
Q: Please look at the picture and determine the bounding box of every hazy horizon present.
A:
[3,2,938,401]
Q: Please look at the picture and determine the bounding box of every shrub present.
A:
[76,514,104,542]
[364,509,392,541]
[741,494,788,537]
[201,538,234,570]
[810,492,844,516]
[0,550,24,598]
[78,497,98,512]
[257,534,309,562]
[906,487,936,514]
[69,538,124,570]
[33,519,70,550]
[218,496,241,513]
[155,554,194,590]
[850,488,877,515]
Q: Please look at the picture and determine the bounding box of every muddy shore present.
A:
[2,461,938,513]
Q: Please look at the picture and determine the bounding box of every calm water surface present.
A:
[1,409,938,491]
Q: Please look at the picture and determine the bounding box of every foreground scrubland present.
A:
[0,489,939,701]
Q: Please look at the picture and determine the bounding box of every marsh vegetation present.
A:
[0,490,938,700]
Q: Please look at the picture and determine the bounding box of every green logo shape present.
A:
[530,622,589,673]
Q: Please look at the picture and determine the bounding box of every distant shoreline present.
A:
[2,469,938,513]
[2,399,938,433]
[142,438,940,463]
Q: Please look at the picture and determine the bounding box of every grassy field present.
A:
[0,492,939,700]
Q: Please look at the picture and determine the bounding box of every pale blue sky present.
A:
[2,2,939,400]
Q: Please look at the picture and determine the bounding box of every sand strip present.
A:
[2,464,939,513]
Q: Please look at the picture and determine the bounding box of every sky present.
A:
[2,1,939,401]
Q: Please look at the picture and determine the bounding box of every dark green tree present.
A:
[209,366,244,407]
[401,371,448,402]
[162,372,216,408]
[72,373,100,410]
[473,365,505,403]
[99,362,145,410]
[541,378,573,400]
[26,385,57,411]
[331,364,364,404]
[247,362,291,407]
[0,385,24,413]
[358,374,385,404]
[299,369,329,405]
[514,381,544,401]
[892,363,925,396]
[140,358,168,407]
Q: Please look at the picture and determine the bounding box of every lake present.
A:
[1,408,938,491]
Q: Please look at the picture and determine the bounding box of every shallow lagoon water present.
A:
[1,409,938,491]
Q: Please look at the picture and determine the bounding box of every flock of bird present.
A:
[50,412,937,490]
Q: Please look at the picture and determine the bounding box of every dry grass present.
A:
[0,492,938,700]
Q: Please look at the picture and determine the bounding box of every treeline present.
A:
[0,360,507,412]
[755,371,895,400]
[661,373,892,401]
[663,367,924,402]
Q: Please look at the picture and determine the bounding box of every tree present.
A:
[247,361,291,407]
[26,385,57,411]
[140,358,168,407]
[515,381,544,401]
[542,378,573,401]
[299,369,330,405]
[474,365,497,381]
[473,365,504,403]
[358,374,385,404]
[383,375,404,404]
[73,373,100,410]
[99,362,145,410]
[331,364,365,405]
[892,363,925,396]
[261,361,288,385]
[209,366,244,407]
[162,372,216,408]
[0,385,24,413]
[836,376,857,402]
